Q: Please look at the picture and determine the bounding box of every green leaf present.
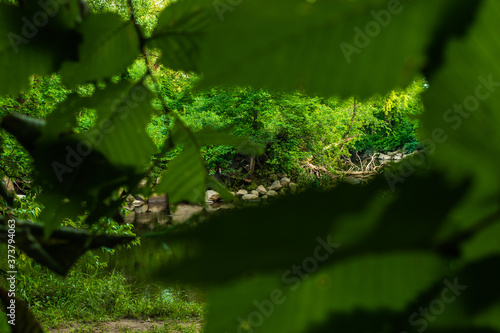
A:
[1,82,155,233]
[0,218,135,275]
[35,82,155,230]
[156,143,206,204]
[396,256,500,332]
[309,312,499,333]
[422,0,484,78]
[23,0,83,30]
[156,119,257,204]
[154,171,467,284]
[206,175,234,202]
[146,0,211,72]
[200,0,452,98]
[462,220,500,264]
[0,112,44,151]
[0,2,81,95]
[205,252,446,333]
[0,312,9,333]
[306,310,411,333]
[59,13,140,85]
[90,81,157,169]
[420,0,500,235]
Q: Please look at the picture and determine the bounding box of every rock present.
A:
[206,205,221,212]
[133,200,145,207]
[388,154,397,160]
[280,177,291,187]
[16,194,25,200]
[268,180,282,191]
[133,197,148,213]
[289,183,298,193]
[251,190,260,197]
[135,193,146,200]
[134,203,149,213]
[149,193,167,204]
[267,190,278,197]
[379,154,391,160]
[236,189,248,198]
[138,178,148,188]
[241,194,260,201]
[206,190,221,202]
[2,176,15,196]
[345,177,362,185]
[126,194,135,203]
[261,195,268,200]
[256,185,267,195]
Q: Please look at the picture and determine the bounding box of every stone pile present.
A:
[375,150,417,161]
[206,176,298,203]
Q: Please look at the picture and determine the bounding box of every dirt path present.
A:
[47,318,202,333]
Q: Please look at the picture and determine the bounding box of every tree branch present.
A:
[338,98,358,153]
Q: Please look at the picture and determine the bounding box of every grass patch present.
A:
[1,256,205,331]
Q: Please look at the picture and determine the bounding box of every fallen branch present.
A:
[336,171,378,175]
[338,99,358,153]
[300,160,332,178]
